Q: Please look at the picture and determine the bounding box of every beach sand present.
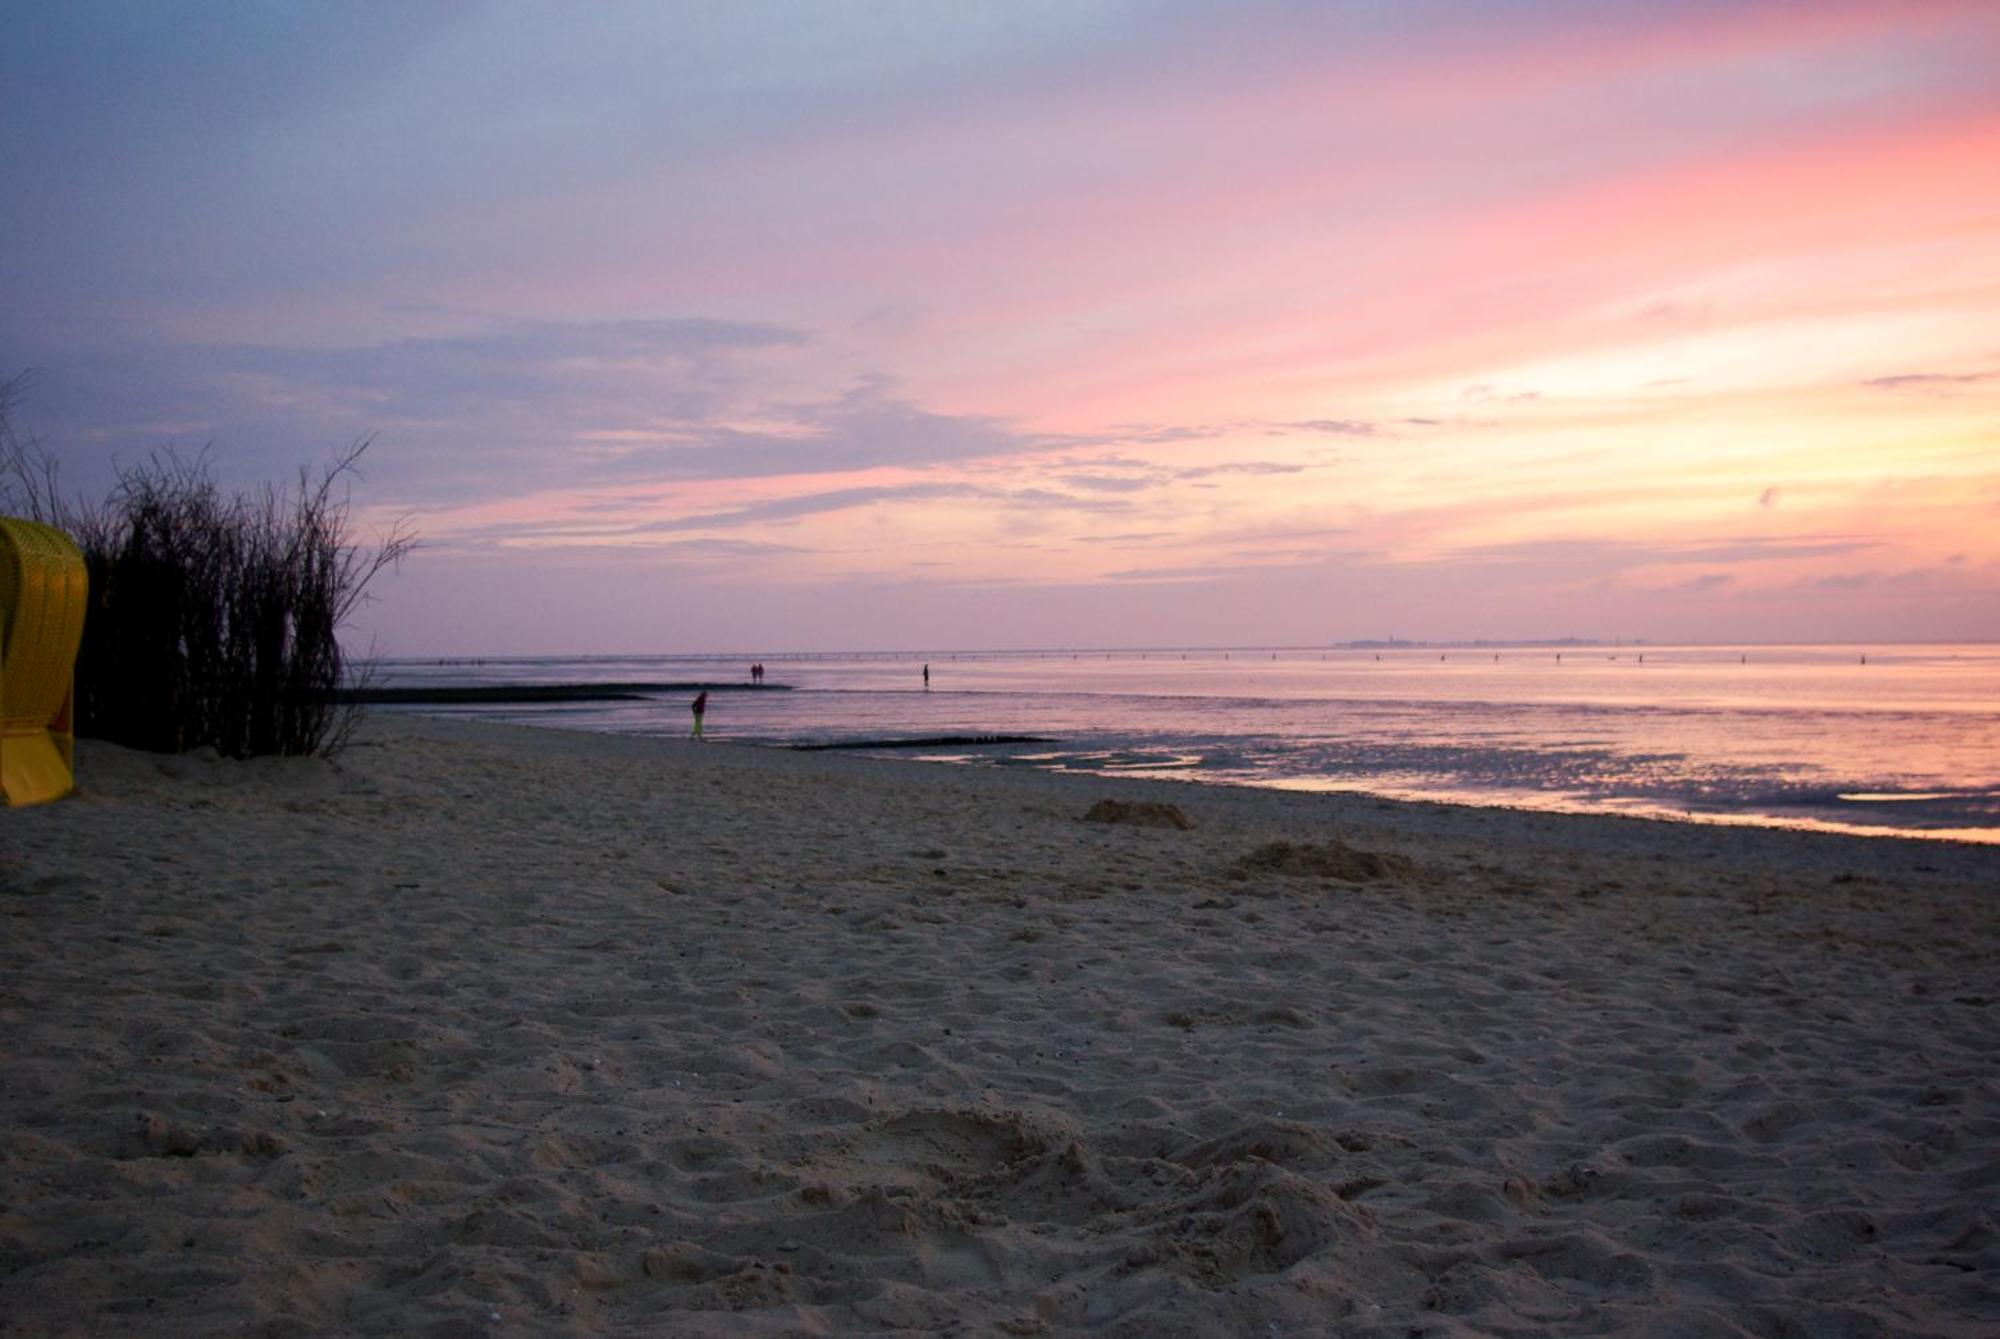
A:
[3,714,1995,1336]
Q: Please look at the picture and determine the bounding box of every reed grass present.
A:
[4,375,413,757]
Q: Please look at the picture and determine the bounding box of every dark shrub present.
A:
[4,380,413,758]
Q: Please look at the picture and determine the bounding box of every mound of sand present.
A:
[1233,839,1419,884]
[1082,799,1195,830]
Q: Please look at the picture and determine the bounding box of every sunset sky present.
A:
[4,1,1997,653]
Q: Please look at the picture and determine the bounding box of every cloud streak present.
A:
[1448,535,1879,570]
[17,324,1072,507]
[1862,370,1997,391]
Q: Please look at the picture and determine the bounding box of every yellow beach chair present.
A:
[1,517,89,806]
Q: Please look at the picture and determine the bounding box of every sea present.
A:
[369,644,2000,845]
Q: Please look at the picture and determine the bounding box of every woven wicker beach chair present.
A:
[1,516,89,806]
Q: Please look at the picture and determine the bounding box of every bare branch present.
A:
[3,384,417,758]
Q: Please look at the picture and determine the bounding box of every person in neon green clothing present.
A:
[690,690,708,740]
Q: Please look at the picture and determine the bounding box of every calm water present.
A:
[373,645,2000,844]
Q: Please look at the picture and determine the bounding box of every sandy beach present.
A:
[2,713,1995,1337]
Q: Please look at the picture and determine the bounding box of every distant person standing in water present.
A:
[691,690,708,740]
[923,663,930,690]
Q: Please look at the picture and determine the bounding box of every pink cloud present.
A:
[447,0,1999,445]
[982,105,2000,424]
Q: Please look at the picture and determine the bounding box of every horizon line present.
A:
[363,638,2000,663]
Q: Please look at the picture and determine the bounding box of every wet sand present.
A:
[2,714,1995,1336]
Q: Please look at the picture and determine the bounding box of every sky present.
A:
[3,0,1997,654]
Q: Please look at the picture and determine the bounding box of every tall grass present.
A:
[3,375,414,757]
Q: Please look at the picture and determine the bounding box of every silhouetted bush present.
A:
[4,379,413,758]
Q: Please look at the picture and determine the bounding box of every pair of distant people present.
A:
[694,663,772,740]
[695,661,930,740]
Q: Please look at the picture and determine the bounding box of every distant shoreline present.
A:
[337,646,1999,844]
[371,640,1997,663]
[334,682,786,704]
